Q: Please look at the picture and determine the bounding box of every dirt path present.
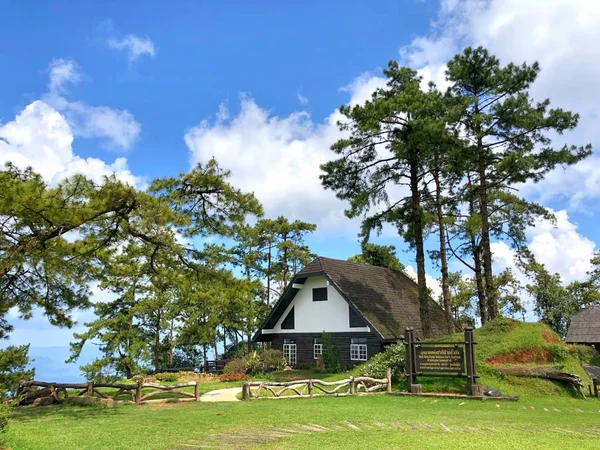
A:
[200,387,242,402]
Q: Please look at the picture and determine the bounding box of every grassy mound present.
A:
[462,318,594,397]
[359,317,597,398]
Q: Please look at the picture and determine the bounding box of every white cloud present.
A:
[400,0,600,211]
[297,93,308,105]
[404,265,443,301]
[48,58,82,93]
[0,100,142,186]
[107,34,156,62]
[44,59,141,150]
[491,209,595,285]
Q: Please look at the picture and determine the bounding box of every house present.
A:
[566,306,600,351]
[253,256,449,367]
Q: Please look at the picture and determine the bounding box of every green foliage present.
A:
[223,358,247,375]
[79,358,119,383]
[154,372,179,382]
[321,332,341,373]
[244,349,287,374]
[354,342,405,381]
[348,242,405,272]
[0,345,33,397]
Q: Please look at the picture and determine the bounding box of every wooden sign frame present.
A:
[404,327,479,394]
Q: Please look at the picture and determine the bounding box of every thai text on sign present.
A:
[415,347,464,373]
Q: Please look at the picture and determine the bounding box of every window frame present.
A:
[283,339,297,366]
[350,337,368,361]
[313,337,322,360]
[312,287,328,302]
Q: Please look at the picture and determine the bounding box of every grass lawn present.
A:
[5,393,600,449]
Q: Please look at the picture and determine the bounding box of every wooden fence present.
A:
[17,380,200,406]
[242,368,391,400]
[161,359,231,374]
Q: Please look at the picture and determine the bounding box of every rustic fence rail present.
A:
[242,368,392,400]
[17,380,200,406]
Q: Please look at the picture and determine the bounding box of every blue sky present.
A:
[2,0,600,381]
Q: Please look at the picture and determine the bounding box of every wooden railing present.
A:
[17,380,200,406]
[160,360,231,374]
[242,369,392,400]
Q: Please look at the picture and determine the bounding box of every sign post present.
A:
[404,327,480,395]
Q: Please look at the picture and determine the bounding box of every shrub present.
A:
[355,342,405,381]
[154,372,179,383]
[321,332,341,373]
[223,358,247,375]
[244,352,263,374]
[260,349,286,372]
[219,373,249,382]
[0,400,8,433]
[243,349,287,374]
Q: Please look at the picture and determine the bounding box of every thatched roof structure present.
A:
[566,306,600,344]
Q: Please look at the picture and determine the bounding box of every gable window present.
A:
[349,305,367,328]
[313,337,322,360]
[313,287,328,302]
[281,307,295,329]
[283,338,297,366]
[350,337,368,361]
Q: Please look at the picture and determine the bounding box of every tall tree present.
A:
[348,242,405,272]
[445,46,591,320]
[0,164,149,338]
[321,63,449,337]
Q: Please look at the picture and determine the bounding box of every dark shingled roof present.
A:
[566,306,600,344]
[258,256,449,341]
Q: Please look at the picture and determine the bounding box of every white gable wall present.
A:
[262,275,370,334]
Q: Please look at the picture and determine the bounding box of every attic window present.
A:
[349,306,366,328]
[281,307,295,329]
[313,287,328,302]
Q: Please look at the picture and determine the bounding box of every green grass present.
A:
[5,393,600,449]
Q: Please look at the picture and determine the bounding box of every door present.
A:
[283,341,297,366]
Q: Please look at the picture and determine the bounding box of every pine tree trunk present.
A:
[202,344,207,371]
[168,319,174,367]
[247,333,252,353]
[154,310,161,373]
[477,142,498,319]
[223,329,227,356]
[267,243,272,306]
[433,170,454,334]
[409,155,431,337]
[467,175,488,324]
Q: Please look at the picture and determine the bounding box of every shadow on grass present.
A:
[9,404,128,424]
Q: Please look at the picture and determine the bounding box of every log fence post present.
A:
[87,381,94,397]
[308,379,313,397]
[135,379,143,405]
[194,382,200,401]
[242,383,249,401]
[386,368,392,394]
[349,376,355,395]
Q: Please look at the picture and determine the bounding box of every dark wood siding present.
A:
[267,332,381,368]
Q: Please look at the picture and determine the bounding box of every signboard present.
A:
[415,346,464,374]
[404,327,478,395]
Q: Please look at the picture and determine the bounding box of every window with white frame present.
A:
[350,337,367,361]
[283,338,297,366]
[313,337,322,359]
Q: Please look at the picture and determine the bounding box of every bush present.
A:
[243,349,287,374]
[223,358,247,375]
[355,342,405,381]
[260,349,286,372]
[219,373,249,382]
[321,332,341,373]
[154,372,179,383]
